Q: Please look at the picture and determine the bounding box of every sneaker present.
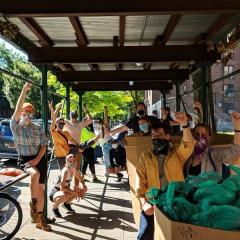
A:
[116,173,124,182]
[52,208,62,218]
[63,203,75,213]
[92,177,102,183]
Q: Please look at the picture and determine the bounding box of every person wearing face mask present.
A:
[110,102,160,135]
[10,83,51,231]
[64,106,93,186]
[49,102,79,170]
[49,154,87,218]
[135,112,195,240]
[184,112,240,177]
[109,139,126,182]
[138,116,151,135]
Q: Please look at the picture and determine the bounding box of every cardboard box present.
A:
[125,135,152,227]
[154,207,240,240]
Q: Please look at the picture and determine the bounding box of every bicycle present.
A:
[0,192,23,240]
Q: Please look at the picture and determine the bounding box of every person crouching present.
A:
[49,154,87,218]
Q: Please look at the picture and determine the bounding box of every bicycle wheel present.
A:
[0,192,22,240]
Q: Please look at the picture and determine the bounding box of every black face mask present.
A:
[57,123,65,130]
[152,138,169,155]
[137,109,145,116]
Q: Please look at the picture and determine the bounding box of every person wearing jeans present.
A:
[136,113,195,239]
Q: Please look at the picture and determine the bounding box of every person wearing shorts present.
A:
[10,82,51,231]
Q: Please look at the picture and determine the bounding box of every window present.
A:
[223,103,234,113]
[223,66,234,79]
[217,100,222,108]
[183,83,187,92]
[223,84,234,97]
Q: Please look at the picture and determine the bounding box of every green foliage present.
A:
[0,42,145,120]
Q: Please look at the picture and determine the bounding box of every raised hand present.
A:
[193,100,202,110]
[161,108,168,120]
[174,112,188,126]
[232,111,240,130]
[23,82,32,92]
[48,101,54,111]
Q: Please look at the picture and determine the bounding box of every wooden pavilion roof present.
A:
[1,0,240,91]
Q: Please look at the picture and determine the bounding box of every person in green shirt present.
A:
[81,123,101,182]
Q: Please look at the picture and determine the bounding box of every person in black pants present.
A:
[109,139,126,182]
[81,146,100,182]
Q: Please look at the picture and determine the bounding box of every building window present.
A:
[223,84,234,97]
[183,83,187,92]
[223,66,234,79]
[223,103,234,113]
[217,100,222,108]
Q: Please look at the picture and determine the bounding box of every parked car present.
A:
[0,119,18,160]
[0,119,52,165]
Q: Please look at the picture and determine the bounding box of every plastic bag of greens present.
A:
[166,182,198,222]
[186,172,222,188]
[191,205,240,230]
[146,187,167,207]
[235,198,240,208]
[221,165,240,192]
[193,185,236,210]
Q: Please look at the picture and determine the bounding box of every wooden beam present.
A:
[144,15,181,70]
[161,14,181,45]
[19,17,54,47]
[29,45,220,63]
[57,69,189,83]
[119,16,126,47]
[19,17,75,71]
[69,16,88,46]
[3,1,240,17]
[69,16,98,71]
[194,13,235,44]
[72,82,173,91]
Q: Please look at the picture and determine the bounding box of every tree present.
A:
[0,42,145,120]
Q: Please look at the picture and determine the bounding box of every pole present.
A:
[162,92,166,108]
[65,84,70,120]
[175,81,181,112]
[78,91,84,121]
[41,65,48,219]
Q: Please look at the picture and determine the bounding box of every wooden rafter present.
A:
[144,15,181,70]
[194,13,235,44]
[68,16,88,46]
[19,17,73,71]
[19,17,54,47]
[161,14,181,45]
[68,16,98,71]
[119,16,125,47]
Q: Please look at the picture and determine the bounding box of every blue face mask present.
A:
[139,123,149,133]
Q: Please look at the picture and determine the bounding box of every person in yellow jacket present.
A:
[135,112,195,240]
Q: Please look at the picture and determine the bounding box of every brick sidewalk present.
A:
[11,161,137,240]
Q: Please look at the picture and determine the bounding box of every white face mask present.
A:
[112,144,118,149]
[19,115,29,125]
[67,162,76,169]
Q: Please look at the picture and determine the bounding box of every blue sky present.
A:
[0,36,28,59]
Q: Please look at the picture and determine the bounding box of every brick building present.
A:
[144,46,240,131]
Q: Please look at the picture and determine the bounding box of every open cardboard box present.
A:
[125,134,152,227]
[154,206,240,240]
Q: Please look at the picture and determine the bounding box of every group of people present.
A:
[10,83,240,238]
[131,103,240,240]
[10,83,127,231]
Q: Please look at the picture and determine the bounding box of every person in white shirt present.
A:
[64,108,92,185]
